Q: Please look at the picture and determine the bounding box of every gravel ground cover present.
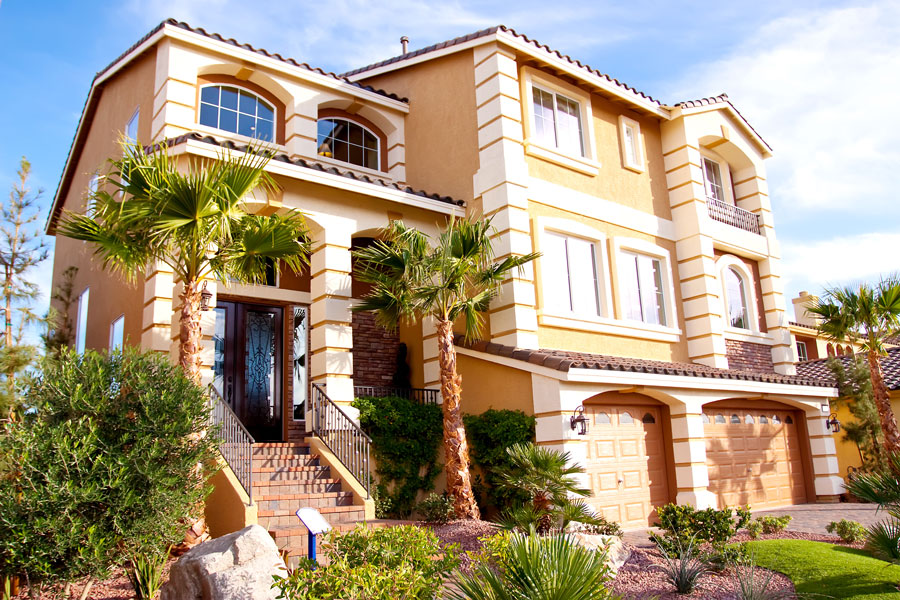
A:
[10,561,173,600]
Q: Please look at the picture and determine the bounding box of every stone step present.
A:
[256,492,355,512]
[251,466,331,483]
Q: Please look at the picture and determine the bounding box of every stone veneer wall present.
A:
[725,339,775,372]
[351,311,401,387]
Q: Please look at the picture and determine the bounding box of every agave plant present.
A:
[450,533,616,600]
[865,519,900,562]
[655,535,711,594]
[732,555,793,600]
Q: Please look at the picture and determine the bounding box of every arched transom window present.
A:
[199,85,275,142]
[317,118,380,170]
[724,266,749,329]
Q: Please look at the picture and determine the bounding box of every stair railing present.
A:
[310,383,372,498]
[208,384,255,503]
[353,385,441,404]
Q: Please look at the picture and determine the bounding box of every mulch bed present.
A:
[10,561,173,600]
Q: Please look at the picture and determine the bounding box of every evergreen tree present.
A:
[42,266,78,359]
[827,355,887,472]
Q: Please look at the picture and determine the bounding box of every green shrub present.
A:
[651,503,749,552]
[0,349,218,587]
[707,543,749,571]
[757,515,792,535]
[569,515,624,538]
[826,519,868,543]
[127,551,167,599]
[354,396,443,518]
[464,409,535,511]
[467,530,513,571]
[417,492,455,525]
[273,524,460,600]
[747,520,763,539]
[865,519,900,562]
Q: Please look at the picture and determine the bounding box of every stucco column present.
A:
[670,406,717,509]
[806,410,844,501]
[472,43,538,350]
[308,219,355,411]
[422,315,441,391]
[142,261,176,356]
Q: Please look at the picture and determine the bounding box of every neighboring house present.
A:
[790,291,857,361]
[46,20,843,552]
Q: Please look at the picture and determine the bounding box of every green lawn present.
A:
[743,539,900,599]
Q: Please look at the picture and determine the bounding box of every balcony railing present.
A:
[310,383,372,498]
[208,384,254,503]
[706,197,761,235]
[353,385,441,404]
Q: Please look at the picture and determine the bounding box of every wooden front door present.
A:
[584,405,670,529]
[213,301,283,441]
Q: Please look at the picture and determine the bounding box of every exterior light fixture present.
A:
[826,413,841,433]
[570,405,588,436]
[200,282,213,312]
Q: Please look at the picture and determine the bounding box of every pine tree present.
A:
[828,355,887,472]
[0,157,50,419]
[42,265,78,359]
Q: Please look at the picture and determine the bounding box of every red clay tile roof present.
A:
[674,93,772,152]
[457,338,832,387]
[341,25,662,106]
[789,320,817,330]
[796,347,900,391]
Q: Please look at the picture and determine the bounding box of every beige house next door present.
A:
[584,405,670,529]
[704,408,807,510]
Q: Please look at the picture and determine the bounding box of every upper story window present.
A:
[619,116,643,172]
[702,157,726,203]
[75,288,89,355]
[532,86,584,157]
[723,267,749,329]
[109,315,124,351]
[796,341,808,362]
[125,108,139,143]
[199,85,275,142]
[619,251,667,326]
[317,118,380,171]
[542,232,602,318]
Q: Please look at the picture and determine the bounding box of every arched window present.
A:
[715,414,726,424]
[642,412,656,424]
[199,85,275,141]
[724,267,749,329]
[827,343,835,357]
[702,414,710,424]
[595,412,610,424]
[744,414,755,424]
[846,345,853,355]
[760,415,769,424]
[317,118,380,170]
[772,414,782,424]
[785,415,794,425]
[837,346,845,356]
[730,414,741,424]
[619,411,634,424]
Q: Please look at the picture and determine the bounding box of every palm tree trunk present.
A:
[178,279,203,384]
[867,349,900,455]
[436,319,480,519]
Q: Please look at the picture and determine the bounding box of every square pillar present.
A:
[670,410,717,509]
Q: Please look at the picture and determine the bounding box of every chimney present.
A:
[792,291,820,327]
[400,36,409,55]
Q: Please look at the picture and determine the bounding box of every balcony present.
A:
[706,197,761,235]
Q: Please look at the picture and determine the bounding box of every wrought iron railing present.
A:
[310,383,372,498]
[706,197,761,235]
[208,384,254,503]
[353,385,441,404]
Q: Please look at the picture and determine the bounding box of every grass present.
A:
[743,539,900,599]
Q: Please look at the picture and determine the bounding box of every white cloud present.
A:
[665,2,900,217]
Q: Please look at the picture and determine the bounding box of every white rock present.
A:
[571,533,632,574]
[161,524,288,600]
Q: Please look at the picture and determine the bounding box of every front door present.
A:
[214,301,283,441]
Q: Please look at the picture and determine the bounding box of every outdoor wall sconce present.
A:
[570,405,588,436]
[200,282,213,312]
[826,413,841,433]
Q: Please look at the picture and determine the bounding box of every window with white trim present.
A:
[316,118,380,171]
[723,267,749,329]
[109,315,124,351]
[619,116,643,171]
[542,232,602,317]
[702,157,725,202]
[125,108,139,143]
[199,85,275,142]
[75,288,89,355]
[619,251,667,326]
[531,86,584,157]
[796,341,808,362]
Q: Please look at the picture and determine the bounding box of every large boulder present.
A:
[161,524,288,600]
[571,533,632,574]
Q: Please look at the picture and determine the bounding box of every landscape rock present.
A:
[161,524,287,600]
[572,533,632,574]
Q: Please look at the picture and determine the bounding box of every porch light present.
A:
[826,413,841,433]
[570,405,588,436]
[200,282,213,312]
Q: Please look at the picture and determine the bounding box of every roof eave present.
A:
[669,100,773,158]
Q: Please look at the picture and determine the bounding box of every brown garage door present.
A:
[704,408,806,510]
[584,405,670,529]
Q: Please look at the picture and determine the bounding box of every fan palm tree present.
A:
[496,442,600,534]
[59,141,309,383]
[352,217,538,519]
[807,279,900,454]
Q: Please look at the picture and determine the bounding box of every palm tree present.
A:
[807,279,900,454]
[59,141,309,382]
[496,442,600,534]
[352,217,538,519]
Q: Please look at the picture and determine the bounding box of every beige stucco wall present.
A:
[458,353,534,416]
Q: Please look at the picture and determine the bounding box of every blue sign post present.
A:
[295,508,332,566]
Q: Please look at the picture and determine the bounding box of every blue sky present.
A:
[1,0,898,326]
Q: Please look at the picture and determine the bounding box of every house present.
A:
[46,20,843,553]
[790,291,858,361]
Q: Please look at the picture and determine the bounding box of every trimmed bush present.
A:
[826,519,868,543]
[464,409,535,511]
[417,492,455,525]
[747,515,792,539]
[0,349,218,588]
[651,503,750,552]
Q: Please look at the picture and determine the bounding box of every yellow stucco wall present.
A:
[205,461,258,538]
[831,392,900,479]
[458,353,534,416]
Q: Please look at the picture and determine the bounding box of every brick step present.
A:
[252,443,310,456]
[251,466,331,483]
[267,508,368,533]
[256,492,355,512]
[252,454,320,466]
[270,522,360,556]
[252,480,342,495]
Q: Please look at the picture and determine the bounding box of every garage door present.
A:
[584,405,670,529]
[704,408,806,510]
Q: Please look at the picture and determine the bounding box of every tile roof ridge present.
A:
[671,93,772,152]
[94,18,408,103]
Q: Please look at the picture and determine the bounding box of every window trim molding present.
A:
[125,107,140,143]
[316,115,384,173]
[611,237,680,331]
[109,313,125,351]
[700,153,736,205]
[618,115,644,173]
[75,287,90,355]
[520,66,601,175]
[197,83,279,144]
[715,254,762,336]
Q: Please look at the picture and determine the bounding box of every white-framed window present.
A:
[796,341,808,362]
[619,252,667,326]
[109,315,124,351]
[75,288,89,355]
[716,254,762,335]
[317,118,381,171]
[532,85,584,157]
[618,115,643,171]
[542,232,602,317]
[198,84,275,142]
[702,157,725,202]
[125,108,139,143]
[723,267,749,329]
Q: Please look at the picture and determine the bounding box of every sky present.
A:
[0,0,898,329]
